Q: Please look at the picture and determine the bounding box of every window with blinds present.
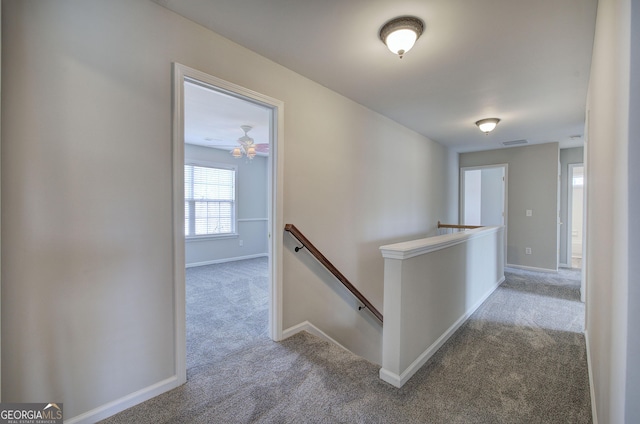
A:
[184,163,236,237]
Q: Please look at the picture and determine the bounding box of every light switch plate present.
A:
[526,209,533,217]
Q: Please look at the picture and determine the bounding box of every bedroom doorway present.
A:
[172,63,284,384]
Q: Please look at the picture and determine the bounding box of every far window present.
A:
[184,163,236,237]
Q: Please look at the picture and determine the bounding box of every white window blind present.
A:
[185,163,236,237]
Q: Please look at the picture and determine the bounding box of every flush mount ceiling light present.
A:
[475,118,501,134]
[379,16,424,59]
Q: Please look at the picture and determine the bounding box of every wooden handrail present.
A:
[284,224,383,323]
[437,220,482,230]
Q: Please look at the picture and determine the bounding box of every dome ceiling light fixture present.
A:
[475,118,501,134]
[379,16,424,59]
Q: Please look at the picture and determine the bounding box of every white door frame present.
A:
[172,63,284,383]
[460,164,508,259]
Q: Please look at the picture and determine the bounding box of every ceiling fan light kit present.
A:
[380,16,424,59]
[475,118,501,134]
[231,125,257,160]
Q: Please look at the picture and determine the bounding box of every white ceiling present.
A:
[160,0,598,153]
[185,81,271,155]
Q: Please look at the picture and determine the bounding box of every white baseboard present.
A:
[379,275,505,388]
[185,253,268,268]
[584,330,598,424]
[65,375,182,424]
[282,321,350,354]
[506,263,557,273]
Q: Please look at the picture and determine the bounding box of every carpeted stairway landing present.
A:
[101,262,591,423]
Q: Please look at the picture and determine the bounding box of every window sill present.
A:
[186,233,239,242]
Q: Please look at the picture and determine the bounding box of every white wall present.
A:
[584,0,635,422]
[1,1,454,420]
[283,109,453,364]
[184,144,268,266]
[460,143,560,271]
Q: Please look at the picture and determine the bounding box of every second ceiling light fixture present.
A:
[475,118,501,135]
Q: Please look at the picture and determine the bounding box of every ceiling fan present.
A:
[231,125,257,159]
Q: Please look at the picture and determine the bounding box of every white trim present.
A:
[172,63,188,388]
[237,217,268,222]
[185,233,239,242]
[380,275,506,388]
[584,330,598,424]
[185,253,268,268]
[282,321,350,353]
[65,376,181,424]
[380,226,501,260]
[505,264,557,273]
[269,83,285,343]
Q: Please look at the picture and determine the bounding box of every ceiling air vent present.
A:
[502,139,528,146]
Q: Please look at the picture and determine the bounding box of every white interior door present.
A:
[463,169,482,225]
[480,167,506,226]
[460,164,508,260]
[461,165,506,227]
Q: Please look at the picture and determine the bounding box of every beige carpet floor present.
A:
[101,260,591,423]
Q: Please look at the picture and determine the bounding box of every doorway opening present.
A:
[460,164,508,258]
[172,63,284,383]
[460,165,507,227]
[567,164,584,270]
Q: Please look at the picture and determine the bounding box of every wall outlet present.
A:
[526,209,533,217]
[525,247,532,255]
[239,240,243,247]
